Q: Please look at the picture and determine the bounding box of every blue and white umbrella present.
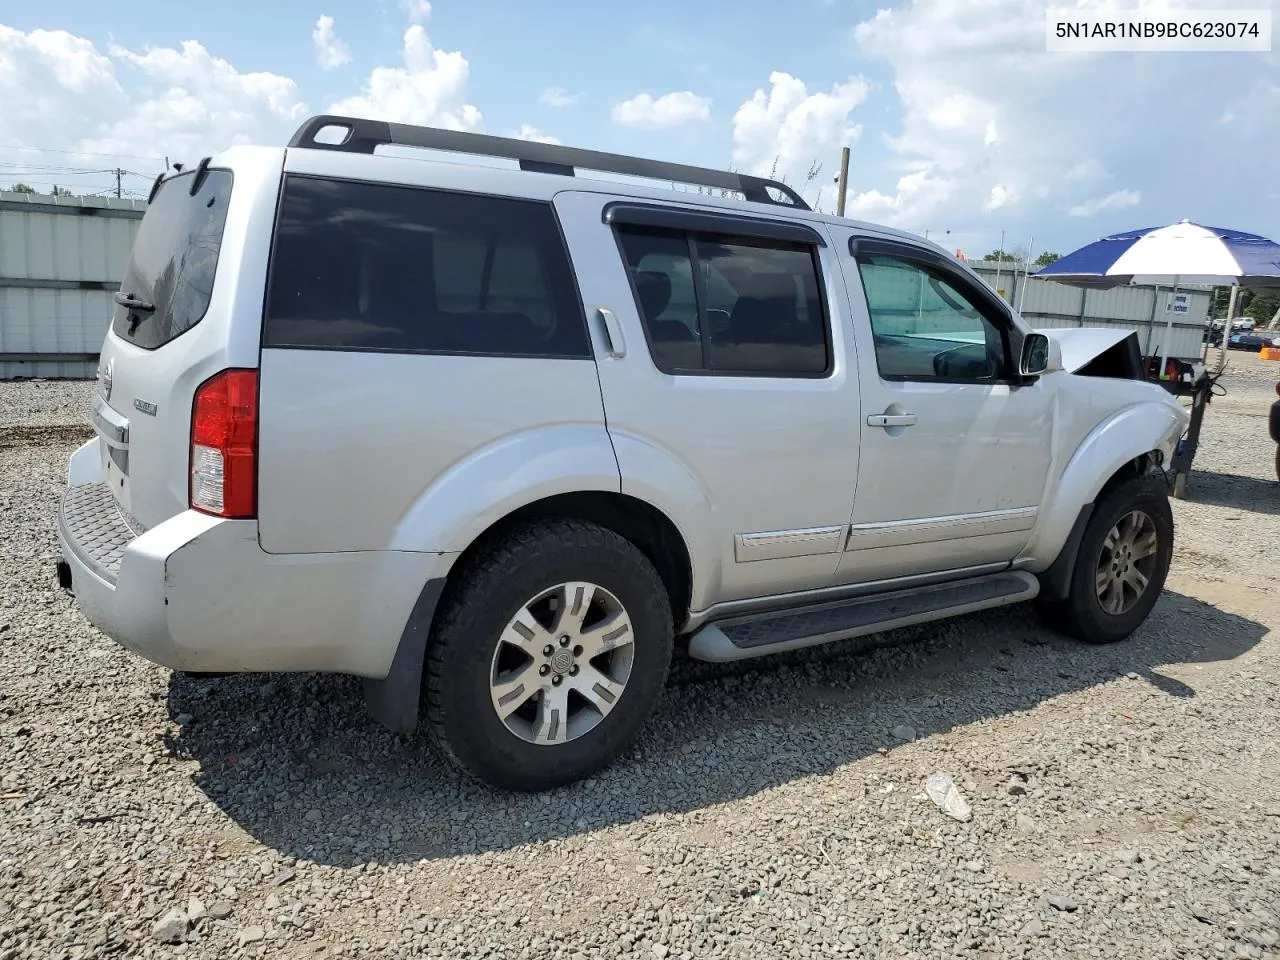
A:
[1036,219,1280,370]
[1036,219,1280,289]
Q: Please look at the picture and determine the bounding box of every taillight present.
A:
[190,369,258,518]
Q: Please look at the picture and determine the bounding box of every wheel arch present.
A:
[445,490,694,628]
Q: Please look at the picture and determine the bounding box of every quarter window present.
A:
[854,253,1007,381]
[263,176,590,358]
[616,225,830,376]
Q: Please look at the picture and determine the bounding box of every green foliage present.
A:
[983,249,1019,262]
[9,183,36,194]
[1034,251,1061,267]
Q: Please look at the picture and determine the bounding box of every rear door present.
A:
[554,191,863,609]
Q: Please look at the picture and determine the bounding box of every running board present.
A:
[686,571,1039,662]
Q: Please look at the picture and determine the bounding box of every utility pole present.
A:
[993,229,1006,300]
[835,146,850,217]
[114,168,123,199]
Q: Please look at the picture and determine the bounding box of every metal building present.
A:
[0,190,143,380]
[969,262,1210,361]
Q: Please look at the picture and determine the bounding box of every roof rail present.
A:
[287,115,811,211]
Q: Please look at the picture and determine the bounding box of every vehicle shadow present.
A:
[1184,468,1280,516]
[164,588,1267,868]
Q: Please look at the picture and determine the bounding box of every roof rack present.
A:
[287,115,811,211]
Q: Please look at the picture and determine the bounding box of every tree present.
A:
[48,186,72,197]
[983,249,1019,262]
[1244,290,1280,325]
[9,183,36,194]
[1034,251,1061,267]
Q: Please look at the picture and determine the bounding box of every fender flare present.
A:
[1020,400,1183,573]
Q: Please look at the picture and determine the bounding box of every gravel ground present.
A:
[3,356,1280,960]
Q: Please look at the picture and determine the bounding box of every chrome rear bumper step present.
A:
[686,571,1039,662]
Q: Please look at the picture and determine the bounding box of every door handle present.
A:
[596,307,626,358]
[867,413,917,428]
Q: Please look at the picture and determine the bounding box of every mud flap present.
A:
[362,578,446,733]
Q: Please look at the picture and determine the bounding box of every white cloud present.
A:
[85,39,306,163]
[400,0,431,23]
[312,15,351,71]
[849,0,1280,242]
[1065,158,1107,183]
[329,24,481,130]
[612,91,711,128]
[0,25,127,160]
[1068,189,1140,218]
[509,123,560,145]
[732,72,870,209]
[539,87,581,108]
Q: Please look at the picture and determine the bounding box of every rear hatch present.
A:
[91,164,240,530]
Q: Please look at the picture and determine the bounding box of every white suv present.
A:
[57,115,1190,791]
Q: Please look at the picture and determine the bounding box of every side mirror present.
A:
[1019,332,1062,377]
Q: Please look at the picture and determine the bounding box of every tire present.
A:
[1274,445,1280,483]
[1039,473,1174,644]
[424,518,673,791]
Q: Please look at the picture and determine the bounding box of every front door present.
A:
[831,232,1055,583]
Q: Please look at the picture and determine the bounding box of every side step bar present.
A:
[686,571,1039,663]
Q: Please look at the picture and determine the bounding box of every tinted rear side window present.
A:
[111,169,233,350]
[263,177,590,358]
[616,225,830,377]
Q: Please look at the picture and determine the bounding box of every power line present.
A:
[0,142,167,164]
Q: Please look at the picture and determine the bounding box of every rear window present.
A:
[111,169,233,350]
[262,176,591,358]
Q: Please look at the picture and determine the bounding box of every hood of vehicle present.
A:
[1037,326,1137,373]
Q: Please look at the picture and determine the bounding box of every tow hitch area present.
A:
[56,560,72,593]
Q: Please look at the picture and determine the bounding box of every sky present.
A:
[0,0,1276,257]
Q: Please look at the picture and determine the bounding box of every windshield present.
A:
[110,168,233,350]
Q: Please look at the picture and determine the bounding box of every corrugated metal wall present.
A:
[969,262,1211,360]
[0,191,143,380]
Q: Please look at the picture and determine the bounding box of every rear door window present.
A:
[111,169,233,350]
[615,225,830,376]
[263,176,591,358]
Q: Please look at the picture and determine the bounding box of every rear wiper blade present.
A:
[113,291,156,312]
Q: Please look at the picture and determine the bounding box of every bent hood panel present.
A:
[1038,326,1138,373]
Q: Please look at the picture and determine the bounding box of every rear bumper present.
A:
[58,438,452,677]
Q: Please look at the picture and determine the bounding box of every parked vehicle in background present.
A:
[56,115,1190,791]
[1229,331,1280,351]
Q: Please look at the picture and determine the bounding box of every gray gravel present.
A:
[3,357,1280,959]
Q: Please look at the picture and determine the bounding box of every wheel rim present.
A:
[1095,510,1159,616]
[489,581,635,745]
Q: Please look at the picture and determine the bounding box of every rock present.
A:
[238,925,266,946]
[652,945,670,959]
[924,772,972,822]
[208,901,234,920]
[272,867,296,886]
[264,893,282,912]
[1006,782,1028,796]
[1015,814,1039,834]
[187,896,207,922]
[892,724,917,742]
[1045,893,1078,913]
[1021,919,1045,937]
[1116,849,1143,865]
[151,908,189,944]
[174,713,193,726]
